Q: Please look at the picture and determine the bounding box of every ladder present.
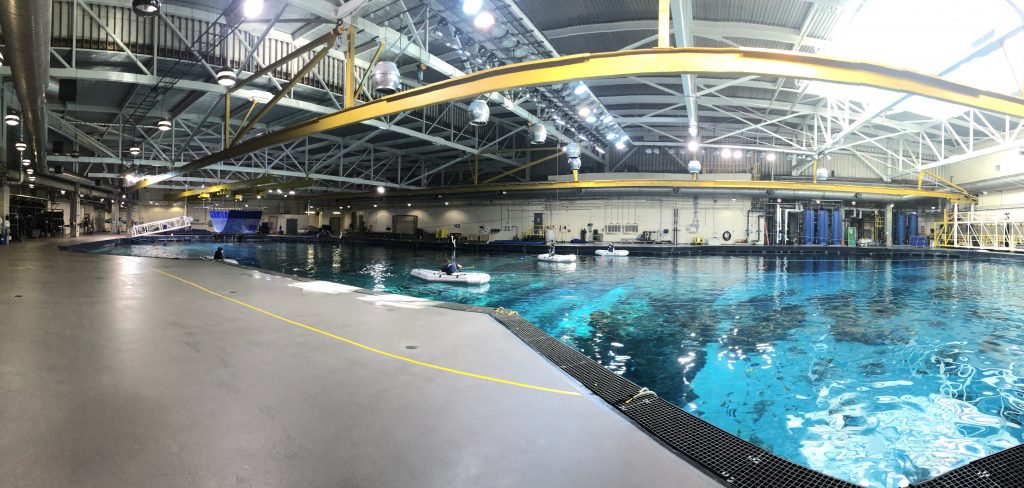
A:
[129,216,194,238]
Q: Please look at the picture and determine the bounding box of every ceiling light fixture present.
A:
[473,11,496,30]
[22,159,30,166]
[687,140,699,152]
[15,141,26,151]
[766,153,776,162]
[242,0,263,18]
[577,106,591,117]
[462,0,483,15]
[377,186,386,194]
[216,68,237,87]
[4,113,20,126]
[573,83,588,96]
[129,145,141,156]
[131,0,160,16]
[157,119,172,131]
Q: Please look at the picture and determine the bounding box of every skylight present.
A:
[807,0,1024,119]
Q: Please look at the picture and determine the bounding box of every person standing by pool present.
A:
[607,243,615,253]
[213,247,225,261]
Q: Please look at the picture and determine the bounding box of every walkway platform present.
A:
[0,237,719,488]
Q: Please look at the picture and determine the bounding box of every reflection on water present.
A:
[91,241,1024,487]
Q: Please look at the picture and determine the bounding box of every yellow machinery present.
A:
[691,236,706,245]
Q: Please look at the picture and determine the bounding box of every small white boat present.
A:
[537,253,577,263]
[202,256,239,264]
[410,268,491,285]
[595,249,629,257]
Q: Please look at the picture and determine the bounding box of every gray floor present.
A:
[0,237,720,488]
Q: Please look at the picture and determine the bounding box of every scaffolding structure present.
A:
[935,206,1024,251]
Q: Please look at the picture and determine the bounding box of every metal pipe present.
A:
[0,0,50,173]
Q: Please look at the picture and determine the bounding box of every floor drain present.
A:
[405,345,418,350]
[13,295,22,298]
[228,291,237,294]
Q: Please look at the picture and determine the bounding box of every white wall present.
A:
[355,195,756,243]
[945,147,1024,185]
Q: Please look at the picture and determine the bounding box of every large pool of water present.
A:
[89,240,1024,487]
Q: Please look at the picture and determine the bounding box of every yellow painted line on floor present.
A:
[151,267,581,397]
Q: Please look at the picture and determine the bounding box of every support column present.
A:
[0,179,9,244]
[111,202,120,234]
[70,184,80,237]
[885,203,894,247]
[0,179,10,221]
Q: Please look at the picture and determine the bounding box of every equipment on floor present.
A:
[410,269,491,285]
[538,253,577,262]
[595,249,629,257]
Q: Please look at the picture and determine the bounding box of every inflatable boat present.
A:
[537,253,577,263]
[595,249,629,257]
[202,256,240,265]
[410,268,491,285]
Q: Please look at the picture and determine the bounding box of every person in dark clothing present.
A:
[440,257,461,275]
[213,247,225,261]
[580,228,586,242]
[607,244,615,252]
[548,242,556,255]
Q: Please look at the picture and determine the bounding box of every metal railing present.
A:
[935,217,1024,251]
[129,216,193,238]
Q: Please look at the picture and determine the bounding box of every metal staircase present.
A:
[129,216,194,238]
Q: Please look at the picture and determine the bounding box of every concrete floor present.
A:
[0,237,720,488]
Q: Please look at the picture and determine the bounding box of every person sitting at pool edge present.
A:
[441,257,462,275]
[214,247,225,261]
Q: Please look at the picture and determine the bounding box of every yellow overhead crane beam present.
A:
[129,47,1024,192]
[308,179,965,202]
[164,175,275,200]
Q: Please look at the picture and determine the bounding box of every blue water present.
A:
[90,240,1024,487]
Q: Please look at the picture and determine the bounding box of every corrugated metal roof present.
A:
[694,0,812,29]
[550,30,659,55]
[514,0,657,31]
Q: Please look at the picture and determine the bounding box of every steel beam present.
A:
[232,44,333,145]
[166,175,275,199]
[129,47,1024,190]
[481,151,561,184]
[310,178,961,202]
[229,28,342,94]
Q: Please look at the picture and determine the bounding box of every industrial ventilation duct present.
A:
[0,0,51,174]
